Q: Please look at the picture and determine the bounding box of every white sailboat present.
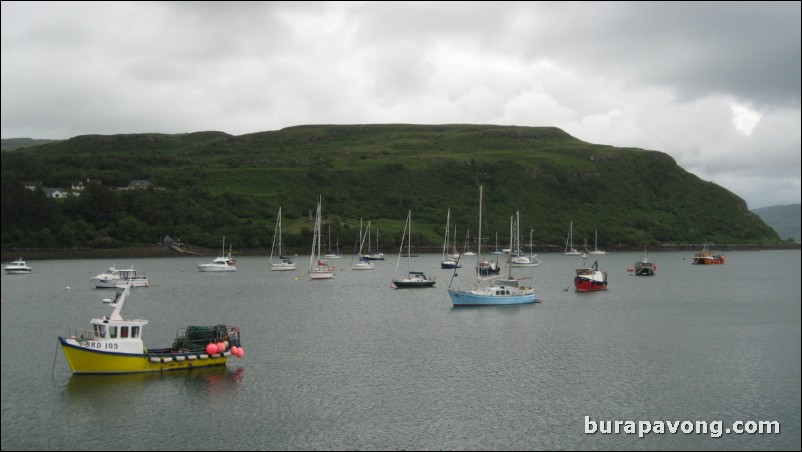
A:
[588,229,609,255]
[365,226,385,260]
[309,197,335,279]
[510,212,541,267]
[270,207,296,271]
[448,186,537,306]
[324,225,342,259]
[564,220,582,256]
[440,208,461,269]
[491,232,505,255]
[462,228,476,256]
[352,219,375,270]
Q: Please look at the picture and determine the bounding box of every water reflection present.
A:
[64,366,244,398]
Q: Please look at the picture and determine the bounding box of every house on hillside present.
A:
[128,180,152,189]
[21,181,42,191]
[42,188,70,199]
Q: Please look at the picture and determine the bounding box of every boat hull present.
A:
[574,276,607,292]
[59,337,228,374]
[309,270,335,279]
[634,266,655,276]
[197,265,237,272]
[392,279,436,288]
[692,257,726,265]
[5,268,32,274]
[448,289,536,306]
[270,263,296,271]
[91,277,149,288]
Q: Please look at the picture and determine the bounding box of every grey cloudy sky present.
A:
[2,1,799,209]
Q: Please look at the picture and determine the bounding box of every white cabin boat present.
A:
[91,265,149,288]
[4,258,32,274]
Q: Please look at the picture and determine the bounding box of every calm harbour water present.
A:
[1,250,800,451]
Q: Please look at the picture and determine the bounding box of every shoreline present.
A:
[2,243,799,261]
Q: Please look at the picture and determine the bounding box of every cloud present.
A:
[730,103,762,136]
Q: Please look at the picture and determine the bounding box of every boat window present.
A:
[132,326,140,338]
[109,326,117,338]
[121,326,128,338]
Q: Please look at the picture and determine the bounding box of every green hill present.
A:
[0,124,782,251]
[752,204,801,242]
[1,138,63,151]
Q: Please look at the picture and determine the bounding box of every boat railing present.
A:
[66,328,99,341]
[492,278,522,287]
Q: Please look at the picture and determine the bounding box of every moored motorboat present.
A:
[58,285,244,374]
[692,244,726,265]
[4,258,32,274]
[198,236,237,272]
[90,265,149,288]
[477,258,501,276]
[197,254,237,272]
[574,259,608,292]
[633,251,657,276]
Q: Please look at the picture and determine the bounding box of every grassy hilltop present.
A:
[0,124,781,252]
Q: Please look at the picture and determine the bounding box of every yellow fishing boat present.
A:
[59,285,244,374]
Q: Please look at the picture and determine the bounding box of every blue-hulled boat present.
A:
[448,186,537,306]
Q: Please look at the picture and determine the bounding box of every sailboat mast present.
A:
[442,209,449,259]
[476,186,483,286]
[277,207,282,257]
[277,208,281,256]
[407,211,412,273]
[394,211,410,275]
[317,198,322,259]
[509,216,514,255]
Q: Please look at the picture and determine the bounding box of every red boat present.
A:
[574,259,608,292]
[692,244,726,265]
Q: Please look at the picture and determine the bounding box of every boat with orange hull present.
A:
[692,244,726,265]
[574,259,608,292]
